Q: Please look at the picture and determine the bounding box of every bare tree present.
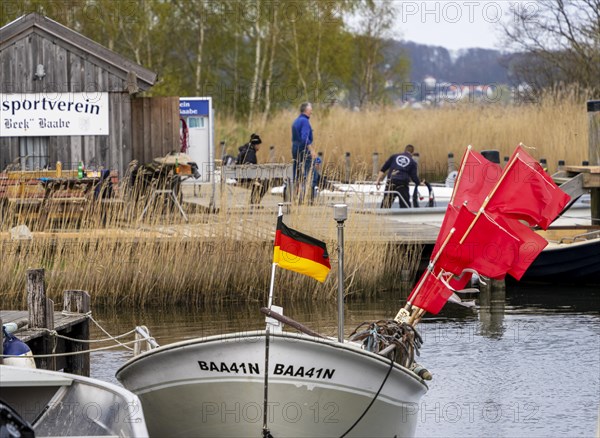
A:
[502,0,600,95]
[351,0,397,107]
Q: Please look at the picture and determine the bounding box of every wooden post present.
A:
[479,278,506,307]
[478,278,506,337]
[269,146,275,163]
[588,100,600,225]
[447,152,456,174]
[63,290,91,376]
[219,140,226,161]
[344,152,351,183]
[0,315,3,365]
[372,152,379,180]
[27,268,56,370]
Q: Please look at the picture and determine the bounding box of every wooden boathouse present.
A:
[0,13,179,177]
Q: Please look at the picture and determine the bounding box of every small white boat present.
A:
[0,365,149,437]
[117,330,427,438]
[319,182,454,209]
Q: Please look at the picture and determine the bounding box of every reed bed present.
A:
[219,93,589,180]
[0,188,422,308]
[2,97,588,308]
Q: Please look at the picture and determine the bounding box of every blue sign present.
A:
[180,98,210,116]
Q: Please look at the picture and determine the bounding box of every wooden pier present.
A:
[1,269,90,376]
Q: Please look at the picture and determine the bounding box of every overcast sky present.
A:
[392,1,533,51]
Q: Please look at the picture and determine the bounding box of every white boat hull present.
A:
[117,331,428,438]
[0,365,149,437]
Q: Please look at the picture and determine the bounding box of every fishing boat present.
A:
[518,227,600,284]
[117,329,427,438]
[0,364,149,437]
[118,144,574,437]
[118,206,429,438]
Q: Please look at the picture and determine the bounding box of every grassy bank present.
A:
[218,95,589,180]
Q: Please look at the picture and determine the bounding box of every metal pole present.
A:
[334,204,348,343]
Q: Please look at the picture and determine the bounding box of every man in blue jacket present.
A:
[375,144,420,208]
[291,102,315,202]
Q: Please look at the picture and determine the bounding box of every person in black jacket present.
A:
[375,144,420,208]
[235,133,268,204]
[236,133,262,165]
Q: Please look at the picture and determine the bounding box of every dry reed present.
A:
[0,184,421,308]
[1,96,589,308]
[219,93,589,179]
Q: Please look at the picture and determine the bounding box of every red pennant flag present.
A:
[451,147,503,211]
[432,204,459,258]
[486,146,571,229]
[436,206,520,280]
[408,268,454,315]
[496,216,548,280]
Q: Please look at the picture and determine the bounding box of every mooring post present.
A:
[479,278,506,308]
[63,290,91,376]
[27,268,56,370]
[0,315,3,365]
[447,152,456,174]
[372,152,379,180]
[269,145,275,163]
[587,100,600,225]
[344,152,351,183]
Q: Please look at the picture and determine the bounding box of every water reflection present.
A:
[478,281,506,339]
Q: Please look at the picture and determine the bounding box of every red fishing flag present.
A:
[432,204,460,257]
[273,216,331,283]
[408,266,474,315]
[496,215,548,280]
[451,146,503,211]
[407,268,454,315]
[486,145,571,229]
[436,205,520,280]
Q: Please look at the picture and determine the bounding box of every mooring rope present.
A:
[1,338,154,359]
[10,311,148,354]
[61,310,137,351]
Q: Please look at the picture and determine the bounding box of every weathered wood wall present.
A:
[131,96,181,164]
[0,28,177,176]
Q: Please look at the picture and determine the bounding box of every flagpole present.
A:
[267,263,277,309]
[263,203,285,438]
[395,228,455,322]
[267,203,284,309]
[449,145,472,205]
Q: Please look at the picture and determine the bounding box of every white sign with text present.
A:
[0,92,109,137]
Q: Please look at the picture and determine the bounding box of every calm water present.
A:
[90,285,600,438]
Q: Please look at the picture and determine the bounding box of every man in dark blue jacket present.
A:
[291,102,315,202]
[375,144,420,208]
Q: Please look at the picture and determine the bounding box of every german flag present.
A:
[273,216,331,282]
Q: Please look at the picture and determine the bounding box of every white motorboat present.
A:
[117,329,428,438]
[0,365,149,437]
[321,181,454,209]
